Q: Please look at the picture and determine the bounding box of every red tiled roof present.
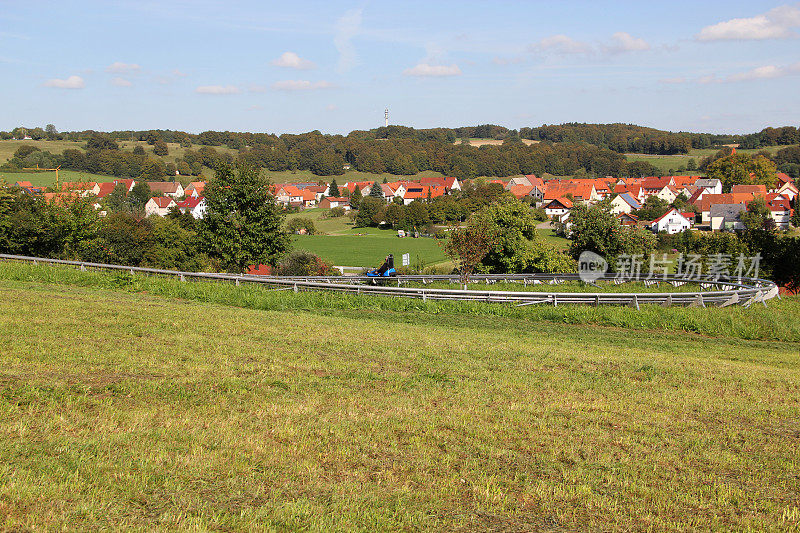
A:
[95,182,116,198]
[731,184,767,196]
[147,182,181,194]
[545,197,573,209]
[176,196,204,209]
[507,185,535,199]
[150,196,174,208]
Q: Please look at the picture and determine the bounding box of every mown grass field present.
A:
[624,145,784,175]
[293,233,448,268]
[0,262,799,531]
[0,169,114,188]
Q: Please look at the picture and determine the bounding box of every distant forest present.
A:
[2,123,799,180]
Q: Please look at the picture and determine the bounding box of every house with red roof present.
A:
[544,181,598,204]
[319,197,351,210]
[144,196,176,217]
[62,181,101,196]
[774,180,798,201]
[419,176,460,191]
[184,181,206,198]
[95,181,117,198]
[650,208,692,234]
[343,181,375,196]
[765,193,792,228]
[112,179,136,193]
[617,212,639,226]
[732,184,767,197]
[402,185,446,205]
[175,196,207,219]
[543,197,573,218]
[146,181,184,198]
[507,184,536,200]
[274,185,317,207]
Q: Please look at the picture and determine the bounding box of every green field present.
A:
[0,169,115,188]
[293,233,448,268]
[624,145,785,175]
[1,262,799,531]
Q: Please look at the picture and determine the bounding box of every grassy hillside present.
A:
[624,146,784,175]
[1,264,798,531]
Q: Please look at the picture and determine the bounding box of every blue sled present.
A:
[366,254,397,277]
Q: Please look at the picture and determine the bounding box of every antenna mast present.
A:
[384,108,389,127]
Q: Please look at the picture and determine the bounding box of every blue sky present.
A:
[1,0,798,135]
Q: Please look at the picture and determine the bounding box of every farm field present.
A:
[624,145,784,175]
[0,169,114,188]
[293,232,448,268]
[462,138,539,147]
[1,264,799,531]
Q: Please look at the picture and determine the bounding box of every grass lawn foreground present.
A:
[0,263,799,531]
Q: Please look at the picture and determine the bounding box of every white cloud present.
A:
[43,75,84,89]
[532,34,592,55]
[604,32,650,54]
[697,3,800,41]
[111,77,132,87]
[106,61,141,73]
[272,80,334,91]
[271,51,315,69]
[334,8,362,72]
[698,61,800,83]
[195,85,240,94]
[660,77,686,84]
[403,62,462,77]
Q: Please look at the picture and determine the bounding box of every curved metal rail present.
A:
[0,254,779,308]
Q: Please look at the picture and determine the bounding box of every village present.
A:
[8,168,797,236]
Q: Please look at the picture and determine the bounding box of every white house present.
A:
[651,208,692,234]
[610,192,642,215]
[176,196,207,219]
[709,204,746,231]
[543,197,573,218]
[147,181,184,198]
[695,178,723,195]
[145,196,176,217]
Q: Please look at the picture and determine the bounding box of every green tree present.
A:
[568,203,657,267]
[793,196,800,228]
[132,145,146,156]
[286,217,316,234]
[706,153,778,192]
[635,196,670,221]
[686,158,697,171]
[354,197,385,227]
[328,178,340,197]
[350,185,362,210]
[442,219,496,284]
[153,140,169,156]
[369,182,384,199]
[86,134,119,151]
[471,199,576,273]
[199,163,290,272]
[740,197,775,232]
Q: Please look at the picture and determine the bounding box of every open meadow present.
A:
[1,262,799,531]
[624,145,784,175]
